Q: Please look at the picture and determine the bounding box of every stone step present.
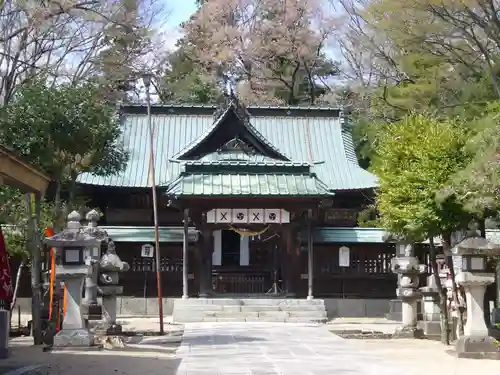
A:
[239,299,325,306]
[174,309,326,317]
[175,298,325,307]
[172,298,328,324]
[174,305,326,313]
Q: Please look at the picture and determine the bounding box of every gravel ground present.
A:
[358,338,499,375]
[3,335,181,375]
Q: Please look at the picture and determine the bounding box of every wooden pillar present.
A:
[283,225,297,297]
[182,208,189,299]
[199,227,213,297]
[307,208,314,300]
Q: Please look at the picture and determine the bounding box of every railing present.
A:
[212,269,270,294]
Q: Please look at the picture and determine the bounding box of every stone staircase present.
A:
[172,298,328,323]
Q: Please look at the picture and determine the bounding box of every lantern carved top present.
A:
[83,209,108,241]
[451,236,500,256]
[45,211,99,248]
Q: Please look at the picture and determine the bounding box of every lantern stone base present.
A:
[53,329,94,347]
[456,335,500,359]
[392,325,425,339]
[418,321,442,337]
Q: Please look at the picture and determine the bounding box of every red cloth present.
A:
[0,227,13,304]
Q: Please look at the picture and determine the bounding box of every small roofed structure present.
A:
[451,235,500,256]
[0,144,50,354]
[0,144,50,194]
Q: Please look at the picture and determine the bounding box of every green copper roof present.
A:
[165,172,334,197]
[173,100,290,161]
[182,160,313,174]
[77,105,378,190]
[100,226,198,242]
[200,151,297,164]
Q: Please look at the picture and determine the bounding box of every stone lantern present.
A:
[44,211,99,347]
[82,209,109,320]
[98,240,129,334]
[451,235,500,359]
[391,242,426,338]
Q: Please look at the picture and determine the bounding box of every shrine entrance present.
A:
[209,209,290,296]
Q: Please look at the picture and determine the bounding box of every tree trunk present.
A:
[442,233,465,337]
[68,172,77,212]
[429,238,449,344]
[53,178,62,231]
[479,219,486,237]
[446,256,465,336]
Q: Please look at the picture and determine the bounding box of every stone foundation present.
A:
[456,335,500,359]
[53,329,94,347]
[16,297,394,319]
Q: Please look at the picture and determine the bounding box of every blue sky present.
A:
[167,1,197,27]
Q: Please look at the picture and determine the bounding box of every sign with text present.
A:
[339,246,350,267]
[324,209,358,225]
[141,244,154,258]
[206,208,290,224]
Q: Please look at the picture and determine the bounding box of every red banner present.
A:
[0,227,13,304]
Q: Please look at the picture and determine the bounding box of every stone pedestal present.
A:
[98,241,129,335]
[100,285,122,335]
[455,272,500,358]
[83,262,101,320]
[419,283,442,338]
[53,277,94,347]
[449,234,500,359]
[0,310,9,358]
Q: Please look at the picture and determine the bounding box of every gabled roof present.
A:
[172,99,290,161]
[77,104,378,191]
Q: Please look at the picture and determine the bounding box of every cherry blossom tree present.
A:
[182,0,339,105]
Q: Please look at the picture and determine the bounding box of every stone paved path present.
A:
[175,322,419,375]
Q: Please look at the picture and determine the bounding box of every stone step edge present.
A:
[173,299,325,305]
[173,318,328,323]
[173,307,326,311]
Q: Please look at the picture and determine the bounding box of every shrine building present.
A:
[73,99,428,316]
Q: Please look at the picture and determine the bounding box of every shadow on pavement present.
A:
[2,345,182,375]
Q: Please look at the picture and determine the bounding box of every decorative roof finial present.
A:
[67,211,81,230]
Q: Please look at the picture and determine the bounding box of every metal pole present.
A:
[145,81,164,335]
[182,208,189,299]
[307,208,314,300]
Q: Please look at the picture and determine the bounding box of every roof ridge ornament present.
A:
[213,94,250,124]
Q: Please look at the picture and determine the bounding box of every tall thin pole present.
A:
[307,208,314,300]
[182,208,189,299]
[145,79,164,334]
